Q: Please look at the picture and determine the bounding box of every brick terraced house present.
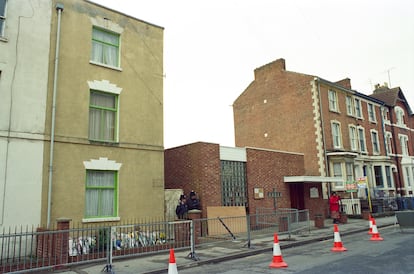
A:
[233,58,414,215]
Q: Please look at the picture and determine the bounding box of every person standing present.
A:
[176,194,188,219]
[187,191,201,210]
[329,192,341,224]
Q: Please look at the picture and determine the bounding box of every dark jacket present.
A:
[176,202,188,219]
[187,197,201,210]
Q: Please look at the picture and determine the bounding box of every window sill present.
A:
[89,60,122,72]
[89,140,120,146]
[82,217,120,223]
[0,36,8,42]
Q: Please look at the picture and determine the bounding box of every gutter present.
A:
[47,3,64,228]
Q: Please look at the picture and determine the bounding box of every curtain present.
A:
[85,171,115,217]
[92,28,119,67]
[89,92,116,141]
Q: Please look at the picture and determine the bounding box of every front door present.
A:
[289,183,305,209]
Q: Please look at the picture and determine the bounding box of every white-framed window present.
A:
[83,157,122,222]
[405,166,412,187]
[88,80,122,143]
[373,166,384,187]
[370,130,380,154]
[91,27,120,68]
[349,125,358,151]
[331,121,342,149]
[399,134,409,156]
[346,162,354,182]
[0,0,6,38]
[354,98,362,118]
[385,132,393,155]
[357,127,367,153]
[328,89,338,112]
[346,95,354,116]
[367,103,376,123]
[332,162,344,188]
[382,108,390,124]
[395,107,405,126]
[385,166,393,188]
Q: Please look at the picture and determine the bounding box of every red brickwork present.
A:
[233,58,319,176]
[245,148,304,214]
[164,142,221,217]
[164,142,328,218]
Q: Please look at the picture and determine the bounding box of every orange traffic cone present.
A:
[331,224,347,252]
[368,215,373,235]
[269,233,288,268]
[168,248,178,274]
[370,218,384,241]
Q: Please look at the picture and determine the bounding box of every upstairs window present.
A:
[358,127,367,153]
[385,132,393,155]
[349,125,358,151]
[0,0,6,37]
[91,27,120,68]
[346,96,354,116]
[382,108,390,123]
[354,98,362,118]
[399,134,409,156]
[89,91,118,142]
[331,121,342,149]
[371,130,380,154]
[367,103,376,122]
[395,107,405,126]
[328,90,338,112]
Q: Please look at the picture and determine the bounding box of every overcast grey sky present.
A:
[91,0,414,149]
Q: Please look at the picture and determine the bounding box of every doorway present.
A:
[289,183,305,210]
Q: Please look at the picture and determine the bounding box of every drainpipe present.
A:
[47,3,64,228]
[389,109,403,196]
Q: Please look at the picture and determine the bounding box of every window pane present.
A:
[91,92,115,109]
[85,189,99,216]
[103,110,115,140]
[89,108,101,139]
[87,171,115,187]
[102,190,115,215]
[333,163,342,177]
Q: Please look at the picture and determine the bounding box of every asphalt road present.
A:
[177,226,414,274]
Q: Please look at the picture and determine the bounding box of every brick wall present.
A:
[165,142,323,217]
[233,58,319,176]
[245,148,304,215]
[164,142,221,217]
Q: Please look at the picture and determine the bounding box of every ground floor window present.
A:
[85,170,118,218]
[221,160,247,206]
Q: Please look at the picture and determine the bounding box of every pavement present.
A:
[54,215,397,274]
